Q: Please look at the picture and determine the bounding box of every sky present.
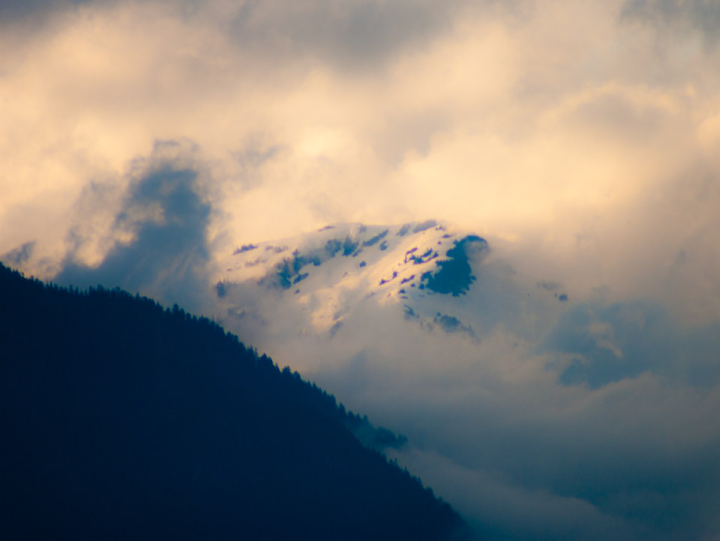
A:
[2,0,720,539]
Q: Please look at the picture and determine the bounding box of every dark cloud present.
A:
[0,0,475,68]
[622,0,720,44]
[223,0,532,71]
[0,241,35,267]
[546,300,720,388]
[0,0,70,19]
[227,0,453,69]
[321,331,720,540]
[290,277,720,539]
[55,141,212,313]
[0,0,105,25]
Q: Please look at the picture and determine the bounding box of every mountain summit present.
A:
[214,221,503,342]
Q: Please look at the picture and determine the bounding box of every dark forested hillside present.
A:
[0,263,467,540]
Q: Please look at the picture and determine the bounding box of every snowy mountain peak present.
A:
[219,221,487,294]
[213,221,496,340]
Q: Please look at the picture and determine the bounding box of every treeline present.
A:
[0,263,468,540]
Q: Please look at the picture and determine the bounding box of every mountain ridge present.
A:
[0,262,469,540]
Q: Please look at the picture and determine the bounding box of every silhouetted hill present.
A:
[0,263,468,540]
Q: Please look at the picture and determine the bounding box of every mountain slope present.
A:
[0,263,467,541]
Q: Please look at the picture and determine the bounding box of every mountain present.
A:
[213,220,567,346]
[208,221,580,536]
[0,263,468,541]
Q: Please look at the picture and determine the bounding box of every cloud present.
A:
[3,0,718,272]
[0,241,35,267]
[622,0,720,44]
[0,0,85,24]
[53,140,214,313]
[546,300,720,388]
[296,312,720,540]
[225,0,457,70]
[386,448,640,541]
[316,329,716,539]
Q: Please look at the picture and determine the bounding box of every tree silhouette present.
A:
[0,263,470,541]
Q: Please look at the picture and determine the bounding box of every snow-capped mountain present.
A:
[212,220,570,352]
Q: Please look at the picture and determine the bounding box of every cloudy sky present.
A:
[3,0,720,539]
